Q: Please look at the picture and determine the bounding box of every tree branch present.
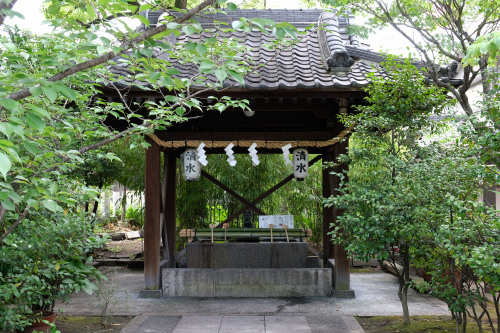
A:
[0,206,30,244]
[7,0,217,102]
[0,0,18,27]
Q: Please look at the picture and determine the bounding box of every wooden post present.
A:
[165,153,177,267]
[333,139,350,291]
[144,139,161,290]
[322,151,335,265]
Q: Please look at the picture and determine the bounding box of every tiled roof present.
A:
[109,9,461,91]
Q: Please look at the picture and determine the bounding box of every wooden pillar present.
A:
[164,153,177,267]
[332,138,350,290]
[322,152,335,265]
[144,139,161,290]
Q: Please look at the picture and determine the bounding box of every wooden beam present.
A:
[144,138,161,290]
[155,131,341,142]
[165,153,177,268]
[217,155,322,227]
[201,170,265,216]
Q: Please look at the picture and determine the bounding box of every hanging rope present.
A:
[148,127,353,150]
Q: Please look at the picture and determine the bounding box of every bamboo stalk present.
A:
[179,228,312,239]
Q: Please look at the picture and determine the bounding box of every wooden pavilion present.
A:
[102,8,460,297]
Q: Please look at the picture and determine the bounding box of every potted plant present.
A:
[0,211,107,332]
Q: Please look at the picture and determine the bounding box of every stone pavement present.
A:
[57,268,450,332]
[122,314,363,333]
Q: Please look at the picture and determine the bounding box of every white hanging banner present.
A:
[181,149,201,181]
[225,142,237,167]
[196,142,208,166]
[281,143,292,166]
[248,142,259,166]
[293,148,309,180]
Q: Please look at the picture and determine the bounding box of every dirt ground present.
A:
[95,221,145,260]
[56,315,134,333]
[358,315,497,333]
[100,238,144,259]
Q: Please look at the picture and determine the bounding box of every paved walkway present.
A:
[123,314,363,333]
[57,268,450,333]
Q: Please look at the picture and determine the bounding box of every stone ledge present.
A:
[162,268,332,297]
[139,289,163,298]
[331,288,355,298]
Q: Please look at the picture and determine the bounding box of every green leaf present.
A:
[0,98,20,112]
[100,36,112,45]
[136,15,150,27]
[196,43,207,56]
[96,45,107,55]
[140,48,153,58]
[25,113,45,131]
[56,86,78,101]
[23,141,40,155]
[0,123,13,138]
[182,25,198,35]
[1,200,15,211]
[3,42,17,52]
[228,69,244,85]
[86,3,97,20]
[42,199,62,213]
[232,19,245,30]
[199,60,215,72]
[227,2,238,11]
[27,104,51,119]
[0,152,11,180]
[41,86,58,102]
[167,22,181,30]
[29,86,43,97]
[273,27,286,40]
[215,69,227,83]
[47,4,60,15]
[174,106,185,116]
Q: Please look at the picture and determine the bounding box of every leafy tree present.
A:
[0,0,302,329]
[0,0,300,240]
[325,58,453,324]
[324,0,499,114]
[71,150,121,214]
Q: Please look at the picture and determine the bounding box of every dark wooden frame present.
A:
[141,96,357,294]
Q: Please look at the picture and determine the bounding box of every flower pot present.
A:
[21,311,56,333]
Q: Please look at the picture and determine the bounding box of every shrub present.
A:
[0,212,107,331]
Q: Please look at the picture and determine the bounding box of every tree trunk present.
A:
[92,180,104,215]
[398,243,411,324]
[175,0,187,9]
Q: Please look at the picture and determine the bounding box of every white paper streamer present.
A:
[248,142,259,166]
[225,142,237,166]
[282,143,292,166]
[196,142,208,166]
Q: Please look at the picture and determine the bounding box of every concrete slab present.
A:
[55,267,452,333]
[219,315,265,333]
[173,315,222,333]
[265,316,311,333]
[122,316,181,333]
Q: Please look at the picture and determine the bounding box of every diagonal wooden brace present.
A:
[201,170,265,216]
[217,155,322,227]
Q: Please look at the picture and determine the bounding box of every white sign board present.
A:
[258,215,294,229]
